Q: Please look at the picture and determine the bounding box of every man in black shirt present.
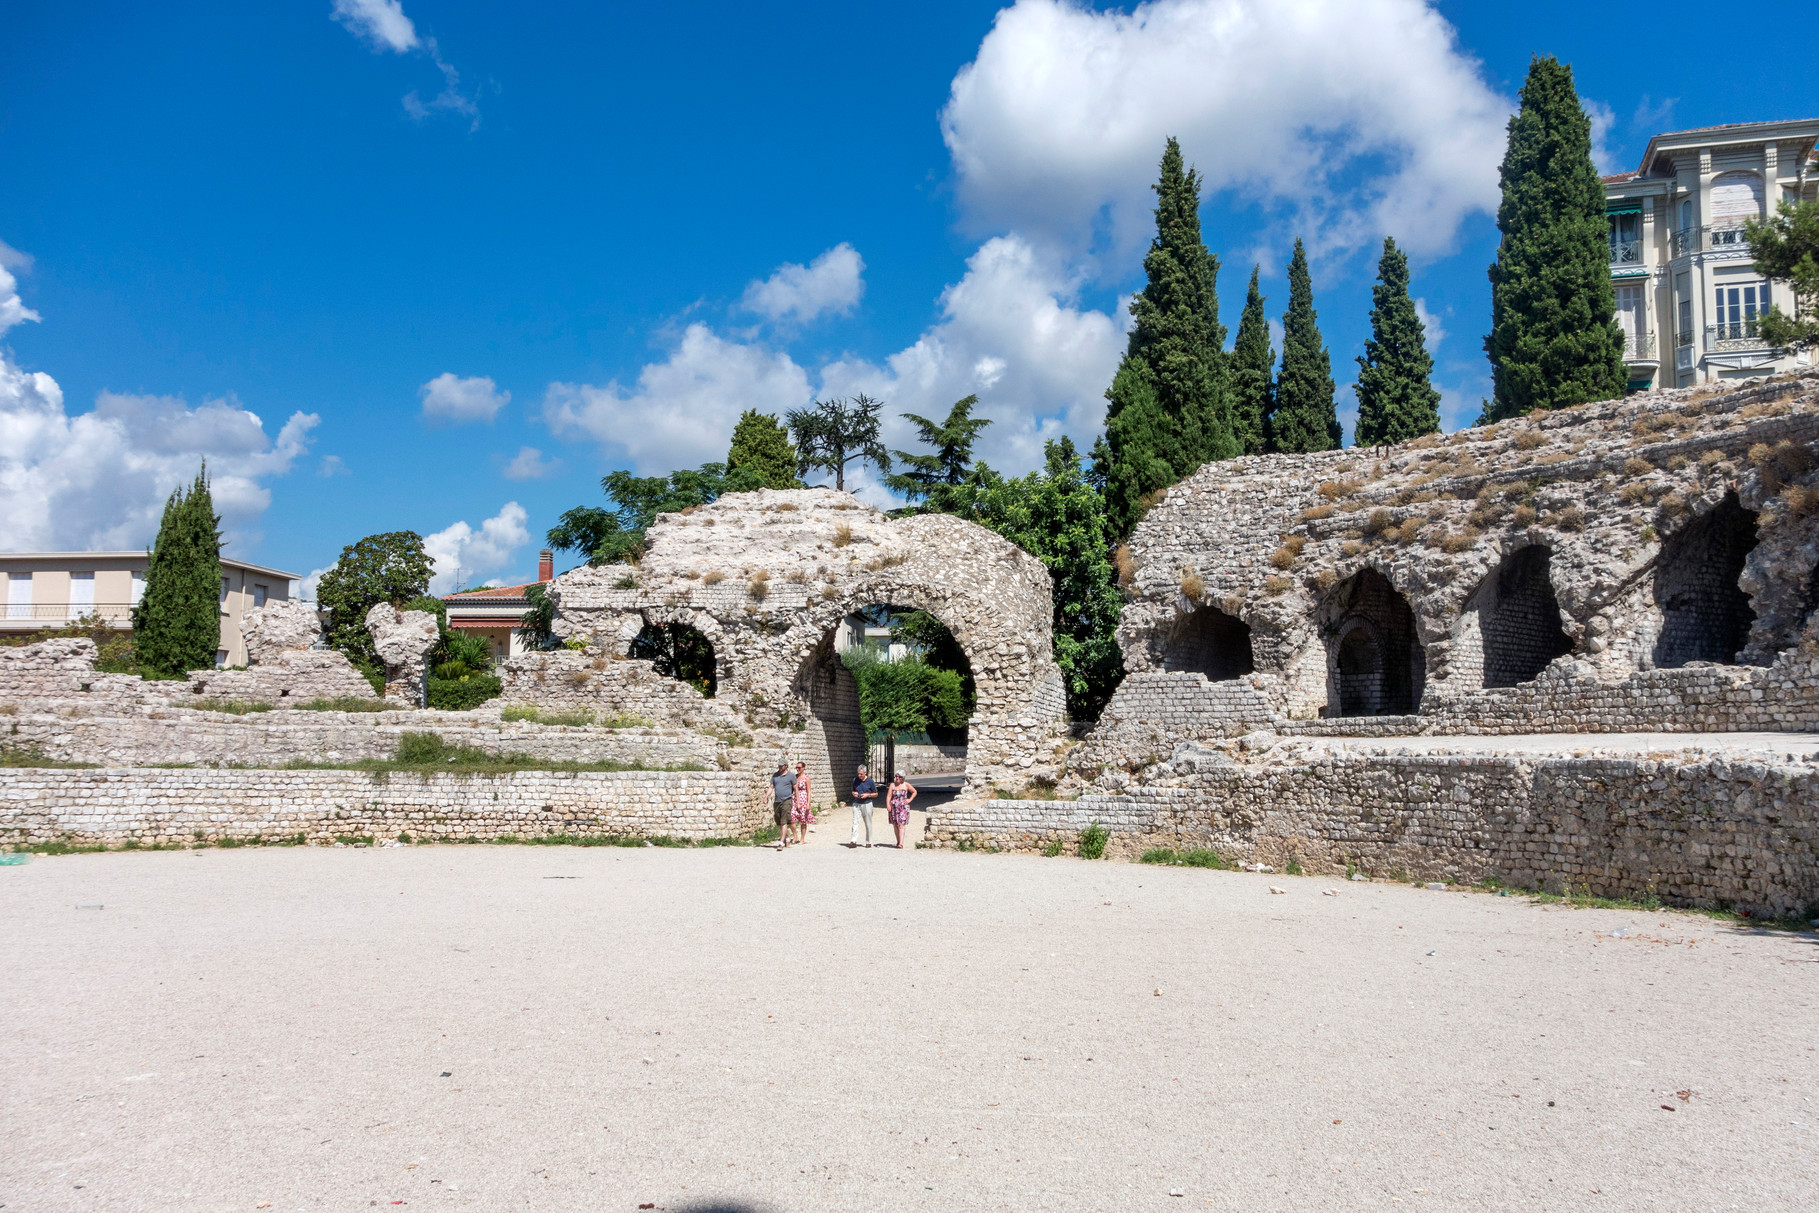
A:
[849,764,879,848]
[769,763,797,847]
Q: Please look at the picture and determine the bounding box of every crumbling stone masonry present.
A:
[365,604,440,703]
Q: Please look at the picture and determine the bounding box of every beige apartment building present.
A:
[1603,118,1819,391]
[0,552,301,667]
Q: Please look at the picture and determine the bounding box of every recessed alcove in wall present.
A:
[1321,569,1425,717]
[1161,605,1254,680]
[1652,493,1759,668]
[1476,546,1573,688]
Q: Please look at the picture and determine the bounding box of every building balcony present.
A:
[1707,320,1770,352]
[1621,331,1658,362]
[0,601,136,627]
[1608,238,1644,270]
[1670,224,1754,258]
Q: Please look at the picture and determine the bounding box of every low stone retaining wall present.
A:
[0,767,770,846]
[927,749,1819,916]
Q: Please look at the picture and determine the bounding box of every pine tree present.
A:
[1483,55,1626,420]
[1229,266,1273,456]
[724,409,801,491]
[1269,239,1340,453]
[1355,237,1442,446]
[886,395,992,512]
[131,464,223,676]
[1100,137,1235,536]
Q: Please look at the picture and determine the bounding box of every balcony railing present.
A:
[1608,238,1644,269]
[1707,319,1770,352]
[1621,331,1658,361]
[0,602,136,624]
[1676,327,1696,348]
[1670,224,1755,257]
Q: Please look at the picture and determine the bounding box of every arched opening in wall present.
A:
[630,622,717,697]
[792,604,975,807]
[1161,606,1254,680]
[1652,493,1759,668]
[1322,569,1425,717]
[1802,562,1819,632]
[1478,546,1573,688]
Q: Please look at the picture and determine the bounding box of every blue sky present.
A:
[3,0,1815,593]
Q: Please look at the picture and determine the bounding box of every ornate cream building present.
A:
[1603,118,1819,390]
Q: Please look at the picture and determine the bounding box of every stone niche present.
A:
[532,487,1068,798]
[1103,370,1819,737]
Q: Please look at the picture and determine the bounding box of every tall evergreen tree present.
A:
[1102,359,1178,538]
[1269,239,1340,452]
[1229,265,1273,456]
[724,409,802,491]
[1483,55,1626,420]
[785,394,890,491]
[131,464,223,676]
[1101,137,1235,536]
[887,395,992,511]
[1355,237,1442,446]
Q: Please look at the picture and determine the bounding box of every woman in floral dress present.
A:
[885,772,917,850]
[790,761,813,846]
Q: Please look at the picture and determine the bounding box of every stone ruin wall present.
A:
[1079,371,1819,774]
[926,743,1819,916]
[534,487,1069,801]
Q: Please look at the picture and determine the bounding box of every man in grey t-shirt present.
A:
[769,763,797,847]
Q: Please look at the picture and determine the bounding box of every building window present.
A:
[1615,284,1648,357]
[1713,282,1770,341]
[68,571,94,621]
[6,572,30,620]
[220,577,230,614]
[1708,172,1763,243]
[253,583,268,608]
[1607,210,1641,266]
[130,570,145,605]
[1677,298,1694,347]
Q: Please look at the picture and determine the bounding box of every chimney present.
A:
[538,549,554,583]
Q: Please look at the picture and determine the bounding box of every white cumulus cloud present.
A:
[941,0,1509,260]
[1,242,41,335]
[331,0,418,53]
[423,502,531,595]
[420,372,509,424]
[741,243,866,325]
[501,445,560,480]
[543,325,815,474]
[0,360,319,552]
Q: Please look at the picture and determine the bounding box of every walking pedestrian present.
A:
[769,762,796,848]
[849,764,878,848]
[790,761,813,846]
[885,771,917,850]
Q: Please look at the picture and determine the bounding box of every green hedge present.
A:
[426,674,502,711]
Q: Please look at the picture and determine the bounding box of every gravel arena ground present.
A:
[3,830,1816,1212]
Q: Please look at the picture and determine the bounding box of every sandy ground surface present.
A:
[3,844,1815,1213]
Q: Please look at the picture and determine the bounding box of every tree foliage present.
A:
[1268,239,1340,453]
[886,395,992,510]
[1747,195,1819,351]
[840,648,968,735]
[725,409,804,490]
[1229,266,1273,457]
[1355,237,1442,446]
[631,622,717,697]
[1482,55,1626,420]
[517,582,556,649]
[547,465,731,565]
[1102,137,1234,536]
[313,530,433,677]
[786,394,891,491]
[130,464,223,676]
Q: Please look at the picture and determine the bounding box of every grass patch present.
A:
[0,748,97,769]
[293,696,391,713]
[190,699,274,715]
[1042,839,1064,857]
[276,731,708,775]
[1139,847,1232,869]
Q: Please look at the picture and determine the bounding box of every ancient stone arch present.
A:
[1318,569,1424,717]
[1161,605,1254,680]
[1653,493,1758,668]
[537,489,1066,800]
[1471,545,1573,688]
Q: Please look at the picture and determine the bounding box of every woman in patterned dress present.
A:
[885,771,917,850]
[789,761,813,846]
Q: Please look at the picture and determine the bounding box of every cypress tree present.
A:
[1102,359,1177,539]
[1483,55,1626,420]
[1268,239,1340,453]
[724,409,802,490]
[131,464,223,675]
[1101,137,1234,536]
[1355,237,1443,446]
[1229,266,1273,456]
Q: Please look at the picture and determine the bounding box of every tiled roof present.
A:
[1602,171,1640,184]
[444,581,543,601]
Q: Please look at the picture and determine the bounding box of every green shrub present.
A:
[1042,839,1064,857]
[1078,821,1109,860]
[426,674,502,711]
[1139,847,1177,865]
[294,696,391,713]
[1180,848,1229,869]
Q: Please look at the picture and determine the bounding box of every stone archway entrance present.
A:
[1653,493,1759,668]
[1321,568,1425,717]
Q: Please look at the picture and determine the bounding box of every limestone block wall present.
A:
[179,649,378,705]
[1115,372,1819,729]
[0,767,769,846]
[927,749,1819,916]
[497,651,751,737]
